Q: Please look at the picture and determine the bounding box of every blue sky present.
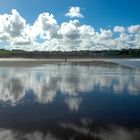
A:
[0,0,140,51]
[0,0,140,29]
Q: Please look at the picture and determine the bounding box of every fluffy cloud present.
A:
[0,9,140,51]
[128,25,140,33]
[98,29,113,39]
[0,9,32,49]
[114,26,126,33]
[60,20,80,39]
[65,6,84,18]
[31,12,59,40]
[0,9,26,38]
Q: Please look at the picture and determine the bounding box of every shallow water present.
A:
[0,61,140,140]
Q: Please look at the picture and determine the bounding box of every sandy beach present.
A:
[0,58,140,68]
[0,58,107,62]
[0,58,140,62]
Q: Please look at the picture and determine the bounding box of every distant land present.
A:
[0,49,140,59]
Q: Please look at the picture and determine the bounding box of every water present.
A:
[0,60,140,140]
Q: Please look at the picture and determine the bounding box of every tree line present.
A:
[0,48,140,58]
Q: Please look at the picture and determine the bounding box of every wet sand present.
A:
[0,58,140,68]
[0,58,106,62]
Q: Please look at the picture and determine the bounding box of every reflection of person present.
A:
[65,58,67,62]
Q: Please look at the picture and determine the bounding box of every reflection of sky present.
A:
[0,63,140,108]
[60,121,140,140]
[0,129,58,140]
[0,124,140,140]
[0,62,140,140]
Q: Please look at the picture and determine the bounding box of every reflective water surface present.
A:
[0,61,140,140]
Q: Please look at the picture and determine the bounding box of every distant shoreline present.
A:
[0,49,140,59]
[0,57,140,62]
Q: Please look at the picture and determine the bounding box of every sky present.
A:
[0,0,140,51]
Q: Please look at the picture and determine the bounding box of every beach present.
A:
[0,58,140,68]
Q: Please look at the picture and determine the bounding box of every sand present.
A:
[0,58,140,68]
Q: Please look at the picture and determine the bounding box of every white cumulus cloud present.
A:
[114,26,126,33]
[128,25,140,33]
[0,8,140,51]
[65,7,84,18]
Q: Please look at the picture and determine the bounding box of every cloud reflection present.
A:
[65,97,83,112]
[60,122,140,140]
[0,124,140,140]
[0,129,58,140]
[0,63,140,108]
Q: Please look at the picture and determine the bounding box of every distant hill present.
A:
[0,49,140,58]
